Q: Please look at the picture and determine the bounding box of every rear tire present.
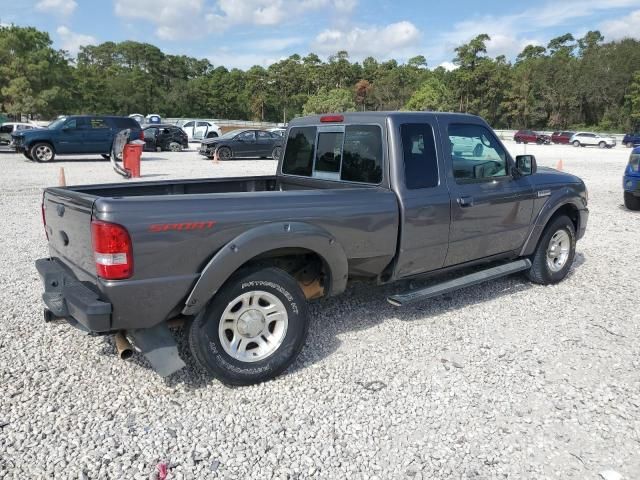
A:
[31,143,55,162]
[627,142,634,148]
[624,191,640,211]
[526,215,576,285]
[169,142,182,152]
[188,267,309,385]
[271,146,282,161]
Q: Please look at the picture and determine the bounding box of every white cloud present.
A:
[36,0,77,16]
[312,21,421,58]
[114,0,358,40]
[438,61,457,71]
[600,9,640,40]
[430,0,640,64]
[56,26,97,55]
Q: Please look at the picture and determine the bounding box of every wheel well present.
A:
[240,248,329,299]
[549,203,579,233]
[29,140,55,152]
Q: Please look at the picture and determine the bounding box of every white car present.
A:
[267,127,286,137]
[177,120,222,141]
[0,122,42,146]
[570,132,616,148]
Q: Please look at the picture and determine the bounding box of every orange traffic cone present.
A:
[212,147,220,164]
[58,167,66,186]
[556,159,563,171]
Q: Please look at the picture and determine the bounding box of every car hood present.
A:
[536,166,583,184]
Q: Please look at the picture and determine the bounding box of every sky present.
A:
[2,0,640,70]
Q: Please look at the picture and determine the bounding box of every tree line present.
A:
[1,25,640,131]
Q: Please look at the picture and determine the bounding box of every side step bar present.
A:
[387,259,532,307]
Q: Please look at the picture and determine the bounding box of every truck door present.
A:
[441,120,534,266]
[392,120,451,278]
[57,117,89,153]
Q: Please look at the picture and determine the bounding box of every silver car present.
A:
[570,132,616,148]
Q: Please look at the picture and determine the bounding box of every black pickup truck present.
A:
[36,112,588,385]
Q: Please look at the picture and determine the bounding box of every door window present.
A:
[341,125,382,184]
[257,131,273,139]
[183,121,195,128]
[90,118,109,129]
[0,125,13,134]
[401,123,438,189]
[449,124,508,182]
[237,131,255,141]
[196,121,209,127]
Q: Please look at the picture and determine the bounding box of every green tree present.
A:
[405,76,451,111]
[303,88,356,114]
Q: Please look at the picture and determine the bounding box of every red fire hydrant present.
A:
[123,143,143,178]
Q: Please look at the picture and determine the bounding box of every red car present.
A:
[514,129,550,144]
[551,131,575,144]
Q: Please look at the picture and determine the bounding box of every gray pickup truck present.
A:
[36,112,588,385]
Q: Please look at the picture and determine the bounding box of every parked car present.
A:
[129,113,145,125]
[178,120,222,141]
[551,131,575,144]
[12,115,143,162]
[268,127,286,137]
[35,111,588,385]
[622,132,640,148]
[623,146,640,210]
[570,132,616,148]
[199,129,283,160]
[0,122,41,146]
[145,114,162,125]
[143,124,188,152]
[514,129,550,144]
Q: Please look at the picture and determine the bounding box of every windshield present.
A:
[48,117,67,129]
[219,129,245,139]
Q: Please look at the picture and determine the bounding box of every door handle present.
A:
[458,196,474,207]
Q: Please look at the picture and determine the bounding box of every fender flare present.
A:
[520,188,583,256]
[181,222,349,316]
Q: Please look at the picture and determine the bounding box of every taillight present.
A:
[629,153,640,172]
[139,130,144,140]
[41,194,48,240]
[91,220,133,280]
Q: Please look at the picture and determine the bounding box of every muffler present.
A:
[114,331,134,360]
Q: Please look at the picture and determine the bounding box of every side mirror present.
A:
[515,154,537,176]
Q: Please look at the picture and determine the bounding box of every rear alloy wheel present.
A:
[31,143,55,162]
[627,142,635,148]
[217,146,232,160]
[271,146,282,161]
[526,215,576,285]
[624,191,640,211]
[187,267,309,385]
[573,140,580,147]
[598,141,606,149]
[169,141,182,152]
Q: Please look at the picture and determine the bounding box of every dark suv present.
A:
[12,115,143,162]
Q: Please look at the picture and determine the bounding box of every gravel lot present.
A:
[1,142,639,479]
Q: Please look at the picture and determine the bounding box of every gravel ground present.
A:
[1,142,639,479]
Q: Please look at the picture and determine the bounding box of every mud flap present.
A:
[128,323,186,377]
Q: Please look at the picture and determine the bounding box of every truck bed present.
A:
[43,175,399,331]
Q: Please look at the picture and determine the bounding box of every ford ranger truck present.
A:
[36,112,589,385]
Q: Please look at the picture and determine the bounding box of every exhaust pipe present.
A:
[114,331,133,360]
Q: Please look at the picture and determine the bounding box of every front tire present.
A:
[271,146,282,161]
[31,143,55,162]
[573,140,580,147]
[526,215,576,285]
[188,267,309,385]
[217,146,232,160]
[624,191,640,211]
[598,141,606,149]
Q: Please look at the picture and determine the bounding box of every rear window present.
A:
[282,124,382,184]
[110,117,138,129]
[0,125,12,133]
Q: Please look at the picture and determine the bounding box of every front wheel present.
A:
[573,140,580,147]
[216,146,232,160]
[31,143,55,162]
[271,145,282,161]
[598,141,606,149]
[188,267,309,385]
[627,142,634,148]
[526,215,576,285]
[624,191,640,211]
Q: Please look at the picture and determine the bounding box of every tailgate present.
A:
[43,189,96,279]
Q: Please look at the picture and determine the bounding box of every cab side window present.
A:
[90,118,109,129]
[401,123,438,189]
[448,124,508,182]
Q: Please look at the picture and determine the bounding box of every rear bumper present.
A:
[36,258,111,332]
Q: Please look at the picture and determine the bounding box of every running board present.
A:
[387,259,532,307]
